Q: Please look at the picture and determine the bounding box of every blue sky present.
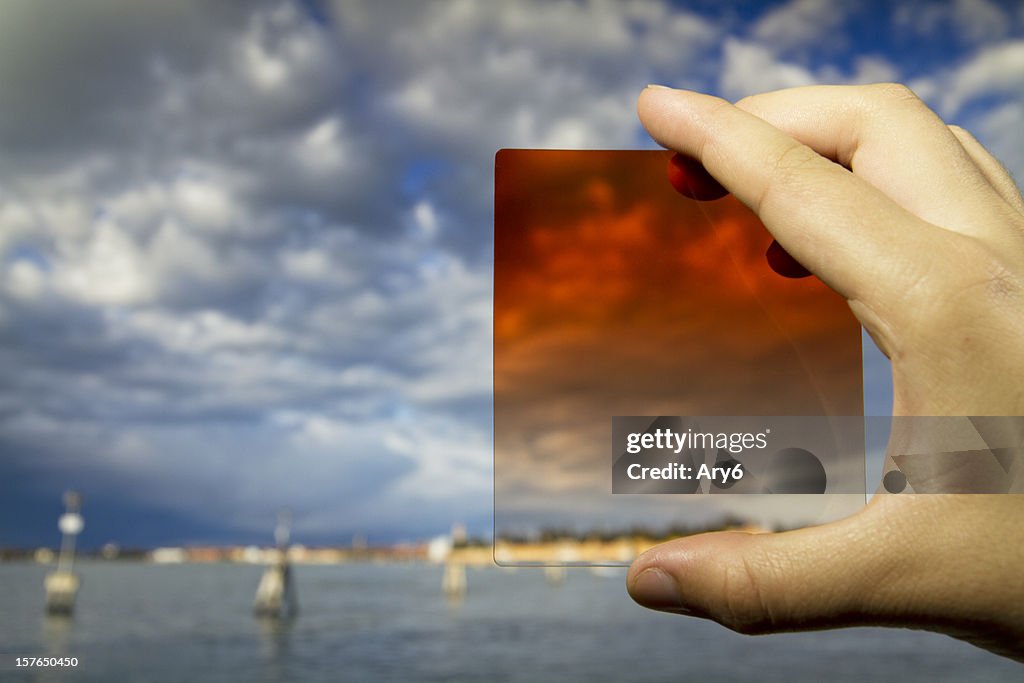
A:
[1,0,1023,549]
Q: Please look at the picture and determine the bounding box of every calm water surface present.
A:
[0,561,1019,682]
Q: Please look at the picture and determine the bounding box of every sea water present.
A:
[0,561,1019,682]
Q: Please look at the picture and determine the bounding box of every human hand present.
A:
[627,84,1024,660]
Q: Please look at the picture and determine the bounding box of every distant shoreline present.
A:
[2,522,765,566]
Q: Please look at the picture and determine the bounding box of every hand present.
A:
[627,84,1024,660]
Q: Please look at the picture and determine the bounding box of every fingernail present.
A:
[646,83,672,90]
[630,568,694,614]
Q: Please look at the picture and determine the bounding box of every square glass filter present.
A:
[493,149,865,566]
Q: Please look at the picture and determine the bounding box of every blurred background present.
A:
[1,1,1023,681]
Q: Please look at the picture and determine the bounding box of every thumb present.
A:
[626,506,900,634]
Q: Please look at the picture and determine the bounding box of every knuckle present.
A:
[756,143,821,213]
[984,259,1023,302]
[901,236,1023,332]
[772,143,820,175]
[952,238,1020,299]
[870,82,922,106]
[714,558,776,635]
[697,97,739,163]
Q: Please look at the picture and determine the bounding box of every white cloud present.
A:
[819,55,899,85]
[892,1,946,37]
[893,0,1011,45]
[0,201,34,252]
[5,260,46,301]
[281,247,333,281]
[384,413,491,501]
[720,28,903,100]
[752,0,848,54]
[410,200,440,240]
[953,0,1011,44]
[295,116,348,176]
[335,0,722,155]
[904,37,1024,182]
[54,220,156,306]
[124,309,290,355]
[173,178,238,232]
[931,40,1024,116]
[236,4,308,92]
[719,38,816,100]
[49,213,262,307]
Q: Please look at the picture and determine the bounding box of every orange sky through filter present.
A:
[494,149,862,496]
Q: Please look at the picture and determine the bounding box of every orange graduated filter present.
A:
[493,150,864,556]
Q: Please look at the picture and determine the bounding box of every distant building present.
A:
[150,547,186,564]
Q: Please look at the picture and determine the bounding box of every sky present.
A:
[1,0,1023,549]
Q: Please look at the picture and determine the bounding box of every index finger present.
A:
[638,86,954,306]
